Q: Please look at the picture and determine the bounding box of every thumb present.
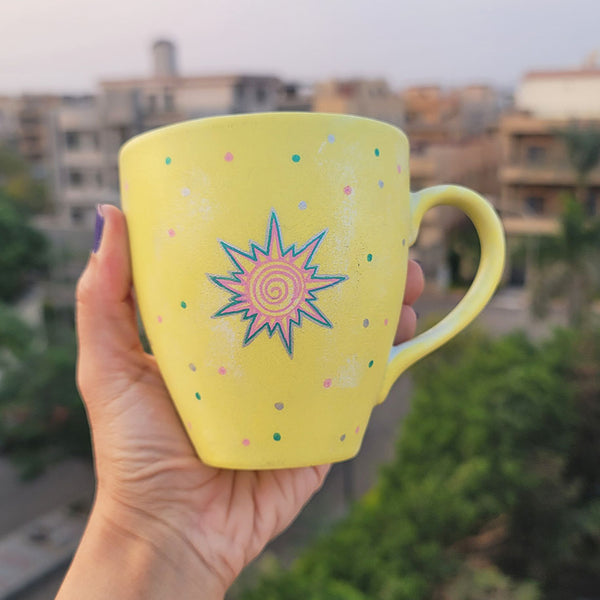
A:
[76,204,145,401]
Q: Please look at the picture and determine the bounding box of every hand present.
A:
[58,205,424,599]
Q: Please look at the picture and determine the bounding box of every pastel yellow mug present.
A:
[119,112,505,469]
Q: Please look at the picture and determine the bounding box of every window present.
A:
[95,171,103,187]
[71,207,84,224]
[69,170,83,187]
[524,196,545,215]
[148,95,157,113]
[165,93,175,112]
[586,191,598,217]
[256,87,266,103]
[526,145,546,165]
[65,131,80,150]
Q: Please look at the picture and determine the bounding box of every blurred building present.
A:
[0,95,63,182]
[498,62,600,284]
[313,79,404,127]
[0,96,21,146]
[2,40,314,306]
[400,85,506,285]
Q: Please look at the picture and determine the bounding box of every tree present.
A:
[0,191,49,303]
[531,196,600,327]
[0,144,50,214]
[558,123,600,206]
[530,124,600,327]
[0,146,86,478]
[0,335,88,479]
[237,327,600,599]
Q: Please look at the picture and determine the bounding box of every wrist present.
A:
[57,495,227,600]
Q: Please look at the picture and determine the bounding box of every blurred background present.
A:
[1,0,599,598]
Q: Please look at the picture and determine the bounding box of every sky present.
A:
[1,0,599,95]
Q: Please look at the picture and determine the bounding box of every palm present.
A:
[91,333,329,584]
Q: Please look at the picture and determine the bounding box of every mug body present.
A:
[120,112,410,468]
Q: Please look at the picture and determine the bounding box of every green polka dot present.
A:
[292,154,301,163]
[374,148,380,157]
[367,253,373,262]
[165,156,172,165]
[273,432,282,441]
[195,392,201,400]
[368,360,374,368]
[181,301,187,308]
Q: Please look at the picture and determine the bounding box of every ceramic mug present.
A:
[119,112,505,469]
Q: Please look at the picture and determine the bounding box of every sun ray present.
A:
[246,314,269,342]
[221,243,259,275]
[299,300,332,327]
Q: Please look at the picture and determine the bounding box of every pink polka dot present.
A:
[218,366,227,375]
[168,228,175,237]
[124,181,129,191]
[323,378,332,388]
[343,185,353,196]
[157,315,163,323]
[355,426,360,434]
[242,438,250,446]
[397,164,402,174]
[384,318,388,326]
[224,152,234,162]
[187,421,192,429]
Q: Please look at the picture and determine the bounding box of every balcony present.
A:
[409,153,436,179]
[61,149,104,168]
[502,215,560,236]
[500,162,600,186]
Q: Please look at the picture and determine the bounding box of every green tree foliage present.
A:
[0,146,86,477]
[0,191,49,303]
[0,144,49,214]
[0,330,88,479]
[531,196,600,327]
[0,302,33,365]
[558,123,600,203]
[530,124,600,327]
[238,328,600,599]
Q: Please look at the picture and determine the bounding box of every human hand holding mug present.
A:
[58,206,424,599]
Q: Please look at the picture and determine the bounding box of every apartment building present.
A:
[398,85,505,285]
[0,96,20,145]
[498,65,600,283]
[313,79,404,127]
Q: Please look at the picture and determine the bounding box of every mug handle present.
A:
[378,185,506,404]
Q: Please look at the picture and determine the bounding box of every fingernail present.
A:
[93,205,105,253]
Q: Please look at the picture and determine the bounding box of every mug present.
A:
[119,112,505,469]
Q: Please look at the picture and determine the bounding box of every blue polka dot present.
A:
[165,156,172,165]
[374,148,380,157]
[292,154,301,163]
[328,134,335,143]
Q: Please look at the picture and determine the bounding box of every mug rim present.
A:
[119,111,408,159]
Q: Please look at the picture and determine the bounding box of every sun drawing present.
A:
[211,211,346,355]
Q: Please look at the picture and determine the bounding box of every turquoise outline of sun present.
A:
[210,211,347,356]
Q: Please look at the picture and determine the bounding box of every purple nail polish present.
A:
[93,205,105,253]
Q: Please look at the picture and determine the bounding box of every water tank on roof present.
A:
[153,40,178,77]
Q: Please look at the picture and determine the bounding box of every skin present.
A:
[57,205,425,599]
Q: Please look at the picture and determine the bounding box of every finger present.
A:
[404,260,425,306]
[76,205,143,396]
[395,304,417,344]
